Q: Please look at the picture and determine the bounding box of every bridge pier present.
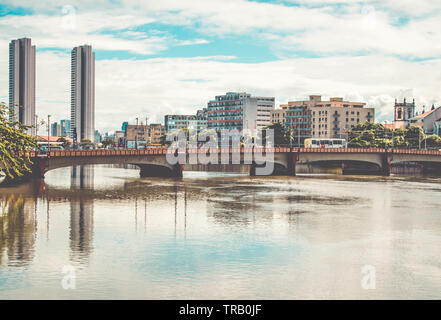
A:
[382,150,393,176]
[31,158,47,178]
[288,150,298,176]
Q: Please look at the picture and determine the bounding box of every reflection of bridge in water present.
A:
[27,147,441,177]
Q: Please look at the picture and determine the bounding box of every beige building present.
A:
[271,108,286,126]
[280,95,375,141]
[125,123,166,145]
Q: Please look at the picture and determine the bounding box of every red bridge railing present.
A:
[34,147,441,158]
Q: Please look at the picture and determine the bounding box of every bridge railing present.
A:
[31,147,441,158]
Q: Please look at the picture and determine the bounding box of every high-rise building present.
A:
[71,45,95,143]
[51,122,62,136]
[207,92,275,133]
[60,119,71,137]
[9,38,36,135]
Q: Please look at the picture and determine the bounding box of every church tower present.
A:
[394,98,415,128]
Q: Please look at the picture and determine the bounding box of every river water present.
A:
[0,165,440,299]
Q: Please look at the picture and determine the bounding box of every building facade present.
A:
[280,95,374,143]
[409,106,441,134]
[9,38,36,135]
[125,123,166,147]
[207,92,275,133]
[51,122,62,136]
[60,119,71,137]
[392,98,416,129]
[164,112,208,134]
[270,108,286,126]
[71,45,95,143]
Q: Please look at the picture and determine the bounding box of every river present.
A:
[0,165,440,299]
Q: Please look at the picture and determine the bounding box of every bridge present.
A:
[19,147,441,178]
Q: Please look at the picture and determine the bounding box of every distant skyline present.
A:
[1,0,441,133]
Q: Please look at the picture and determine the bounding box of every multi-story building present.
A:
[164,112,208,134]
[71,45,95,143]
[94,130,102,143]
[280,95,374,143]
[207,92,275,133]
[9,38,36,135]
[51,122,62,136]
[125,123,166,147]
[60,119,71,137]
[270,108,286,126]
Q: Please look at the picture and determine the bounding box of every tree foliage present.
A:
[262,122,291,146]
[57,137,71,148]
[348,121,436,149]
[0,102,37,179]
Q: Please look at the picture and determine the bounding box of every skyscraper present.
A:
[9,38,36,135]
[71,45,95,143]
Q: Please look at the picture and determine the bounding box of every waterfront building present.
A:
[271,108,286,126]
[9,38,36,135]
[71,45,95,143]
[207,92,275,133]
[164,110,207,134]
[125,123,166,147]
[409,105,441,134]
[280,95,374,143]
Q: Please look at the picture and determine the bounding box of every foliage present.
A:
[0,102,37,179]
[262,123,291,146]
[421,135,441,149]
[57,137,71,148]
[348,121,430,149]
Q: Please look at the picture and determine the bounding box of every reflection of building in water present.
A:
[71,165,94,189]
[70,199,94,261]
[69,165,94,261]
[0,195,36,266]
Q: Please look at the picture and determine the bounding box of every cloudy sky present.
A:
[1,0,441,133]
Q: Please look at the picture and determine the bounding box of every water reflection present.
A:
[0,195,36,266]
[0,165,441,299]
[69,166,94,262]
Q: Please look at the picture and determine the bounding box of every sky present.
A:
[0,0,441,133]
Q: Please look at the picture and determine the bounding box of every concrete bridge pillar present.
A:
[382,149,393,176]
[287,150,298,176]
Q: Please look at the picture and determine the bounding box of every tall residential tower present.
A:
[71,45,95,142]
[9,38,36,135]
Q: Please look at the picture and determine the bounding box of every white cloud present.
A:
[1,0,441,134]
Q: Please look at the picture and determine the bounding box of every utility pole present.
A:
[135,117,138,149]
[47,115,51,153]
[35,114,38,136]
